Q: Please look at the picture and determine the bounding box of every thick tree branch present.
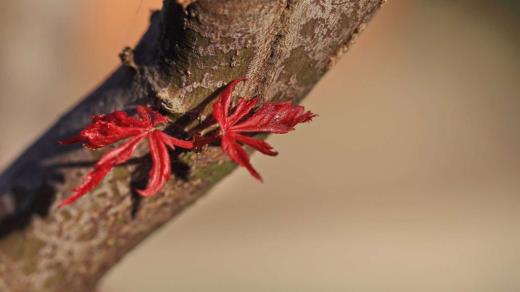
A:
[0,1,385,291]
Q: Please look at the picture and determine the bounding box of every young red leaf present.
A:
[59,106,165,149]
[231,102,315,133]
[58,133,146,207]
[137,131,171,197]
[210,79,316,181]
[59,106,193,207]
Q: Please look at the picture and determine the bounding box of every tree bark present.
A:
[0,1,385,291]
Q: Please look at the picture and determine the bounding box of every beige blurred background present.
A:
[1,1,520,291]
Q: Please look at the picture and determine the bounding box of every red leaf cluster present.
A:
[209,79,316,180]
[59,79,315,207]
[58,106,193,207]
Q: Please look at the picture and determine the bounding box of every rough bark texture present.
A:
[0,0,385,291]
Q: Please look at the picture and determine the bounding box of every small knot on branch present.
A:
[119,46,138,71]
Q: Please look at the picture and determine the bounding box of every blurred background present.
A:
[1,1,520,291]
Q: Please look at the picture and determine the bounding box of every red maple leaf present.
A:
[59,105,193,207]
[210,79,316,181]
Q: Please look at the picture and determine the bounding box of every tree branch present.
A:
[0,1,385,291]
